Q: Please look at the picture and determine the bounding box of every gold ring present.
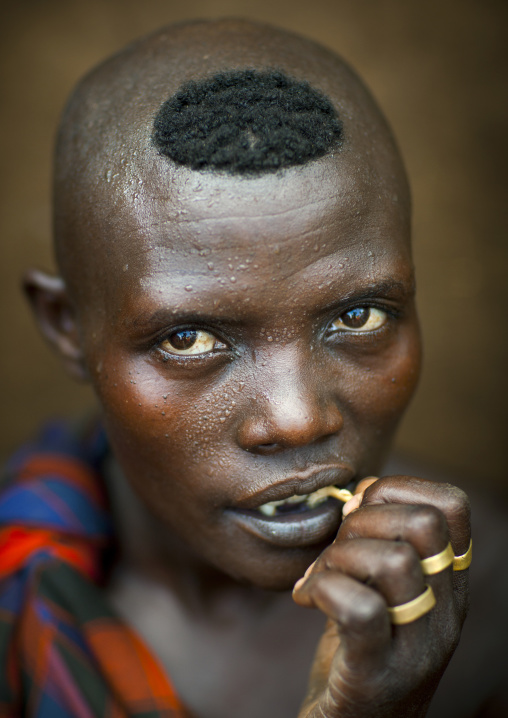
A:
[453,539,472,571]
[387,585,436,625]
[420,543,455,575]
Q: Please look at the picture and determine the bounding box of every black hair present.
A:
[152,69,343,174]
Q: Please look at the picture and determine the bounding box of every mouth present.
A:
[228,467,356,548]
[254,485,354,517]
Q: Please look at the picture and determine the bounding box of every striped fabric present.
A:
[0,421,188,718]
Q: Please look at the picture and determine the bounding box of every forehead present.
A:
[111,153,408,270]
[77,152,412,328]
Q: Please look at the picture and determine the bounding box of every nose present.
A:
[236,351,343,454]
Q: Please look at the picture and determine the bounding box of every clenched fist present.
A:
[293,476,471,718]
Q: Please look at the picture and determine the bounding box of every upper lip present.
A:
[234,465,356,510]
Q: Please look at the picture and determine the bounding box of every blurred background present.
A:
[1,0,506,494]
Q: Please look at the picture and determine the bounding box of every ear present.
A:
[23,269,89,382]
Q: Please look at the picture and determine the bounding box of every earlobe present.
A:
[22,269,88,382]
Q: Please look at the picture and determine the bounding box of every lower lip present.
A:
[228,499,343,548]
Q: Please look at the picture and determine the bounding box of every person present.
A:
[1,16,502,718]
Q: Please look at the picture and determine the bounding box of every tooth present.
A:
[306,493,328,509]
[286,494,308,504]
[269,494,308,508]
[256,487,354,516]
[306,486,354,508]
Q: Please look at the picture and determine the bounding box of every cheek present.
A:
[92,359,212,457]
[339,321,422,430]
[88,353,248,494]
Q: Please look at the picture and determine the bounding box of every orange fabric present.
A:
[86,621,185,711]
[0,527,99,580]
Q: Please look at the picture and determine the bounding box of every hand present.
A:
[292,476,471,718]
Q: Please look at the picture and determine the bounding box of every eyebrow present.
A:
[320,277,416,310]
[126,305,247,334]
[127,276,415,333]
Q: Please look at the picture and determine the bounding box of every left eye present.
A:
[159,329,221,355]
[329,307,387,333]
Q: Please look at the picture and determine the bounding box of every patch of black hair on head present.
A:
[152,69,343,174]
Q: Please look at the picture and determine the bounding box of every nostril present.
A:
[252,442,280,454]
[237,397,344,454]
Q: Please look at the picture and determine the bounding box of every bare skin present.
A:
[23,19,470,718]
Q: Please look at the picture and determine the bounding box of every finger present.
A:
[315,536,447,650]
[337,500,459,618]
[338,502,450,561]
[356,476,379,494]
[343,476,379,517]
[315,537,426,608]
[294,531,440,637]
[293,570,391,666]
[360,476,471,555]
[296,501,451,600]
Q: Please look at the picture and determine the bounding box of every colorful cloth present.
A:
[0,421,188,718]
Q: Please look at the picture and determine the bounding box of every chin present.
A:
[222,544,326,592]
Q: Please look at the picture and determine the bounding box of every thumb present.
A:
[342,476,379,517]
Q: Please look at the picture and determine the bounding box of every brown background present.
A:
[1,0,507,493]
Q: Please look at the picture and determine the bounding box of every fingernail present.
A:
[293,559,316,594]
[293,576,306,593]
[356,476,379,493]
[303,559,316,579]
[342,477,380,517]
[342,493,362,516]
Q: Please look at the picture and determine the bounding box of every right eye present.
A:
[329,306,388,333]
[160,328,224,356]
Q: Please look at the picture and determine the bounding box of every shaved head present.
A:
[53,19,410,305]
[30,22,420,583]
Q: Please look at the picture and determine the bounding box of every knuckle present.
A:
[337,511,364,541]
[309,575,331,604]
[363,475,391,499]
[440,483,471,522]
[348,590,386,632]
[408,504,448,538]
[319,541,346,571]
[383,541,418,576]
